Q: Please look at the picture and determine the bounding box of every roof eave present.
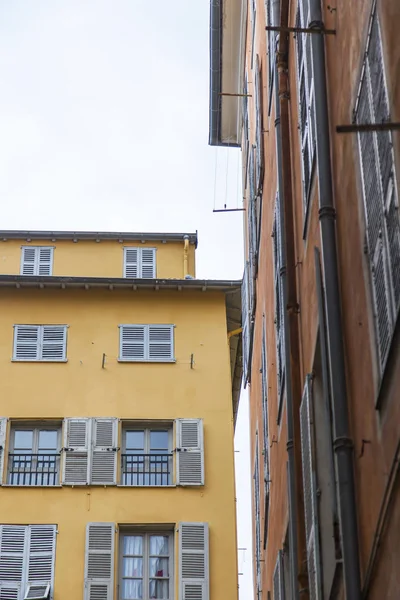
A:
[0,231,198,247]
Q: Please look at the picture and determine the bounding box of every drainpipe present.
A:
[274,1,306,596]
[183,235,189,278]
[308,1,362,598]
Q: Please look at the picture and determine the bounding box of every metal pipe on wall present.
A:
[308,0,362,597]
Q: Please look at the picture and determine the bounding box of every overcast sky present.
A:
[0,0,253,596]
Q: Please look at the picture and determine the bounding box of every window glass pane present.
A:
[123,558,143,577]
[124,536,143,555]
[38,430,58,451]
[149,536,169,556]
[149,579,169,599]
[14,430,33,451]
[150,431,169,452]
[125,431,145,452]
[122,579,143,599]
[149,557,169,577]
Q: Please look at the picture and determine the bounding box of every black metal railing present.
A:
[121,453,172,486]
[8,453,60,486]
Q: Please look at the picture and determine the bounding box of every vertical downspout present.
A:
[308,1,362,598]
[274,1,306,596]
[183,235,189,278]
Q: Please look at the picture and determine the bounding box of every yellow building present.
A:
[0,230,242,600]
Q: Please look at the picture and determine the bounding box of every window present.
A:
[254,440,262,600]
[260,321,270,548]
[119,325,175,362]
[356,4,400,375]
[8,425,61,486]
[20,247,54,276]
[254,55,264,196]
[273,550,285,600]
[273,196,285,418]
[265,0,275,115]
[250,0,256,68]
[121,427,173,486]
[124,247,156,278]
[0,524,56,600]
[119,532,173,600]
[295,1,315,215]
[13,325,67,362]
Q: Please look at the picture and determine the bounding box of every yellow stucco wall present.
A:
[0,287,237,599]
[0,238,196,279]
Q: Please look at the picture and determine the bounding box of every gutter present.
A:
[0,231,198,247]
[308,0,362,597]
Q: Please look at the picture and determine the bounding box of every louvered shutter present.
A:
[0,525,26,600]
[62,418,91,485]
[84,523,114,600]
[40,327,67,361]
[176,419,204,486]
[140,248,156,278]
[254,55,264,193]
[0,418,7,485]
[25,526,55,599]
[37,249,53,277]
[179,523,209,600]
[124,248,139,278]
[119,325,145,361]
[13,326,40,361]
[242,263,250,384]
[148,325,174,361]
[21,248,37,276]
[273,550,284,599]
[91,419,118,485]
[300,377,322,600]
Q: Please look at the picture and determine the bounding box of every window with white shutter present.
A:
[62,418,91,485]
[295,0,315,214]
[91,419,118,485]
[242,262,251,385]
[20,248,54,277]
[300,376,322,600]
[119,325,174,363]
[0,418,7,485]
[121,425,172,486]
[356,3,400,376]
[84,523,115,600]
[179,522,209,600]
[176,419,204,486]
[0,525,56,600]
[273,550,285,600]
[123,247,156,279]
[13,326,67,362]
[254,55,264,195]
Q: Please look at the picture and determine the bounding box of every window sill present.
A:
[117,359,176,364]
[11,359,68,363]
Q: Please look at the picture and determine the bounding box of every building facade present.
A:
[209,0,400,599]
[0,230,242,600]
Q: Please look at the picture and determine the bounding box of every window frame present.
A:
[118,529,174,600]
[118,324,175,363]
[12,325,68,363]
[20,246,54,277]
[254,436,262,600]
[123,247,156,279]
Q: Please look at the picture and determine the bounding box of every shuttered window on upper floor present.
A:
[273,196,286,416]
[242,261,253,385]
[355,3,400,377]
[254,55,264,197]
[119,325,174,362]
[273,550,285,600]
[123,247,156,278]
[264,0,275,115]
[254,439,262,599]
[84,523,115,600]
[20,247,54,277]
[179,522,209,600]
[0,524,56,600]
[295,0,315,216]
[13,326,67,362]
[260,323,270,549]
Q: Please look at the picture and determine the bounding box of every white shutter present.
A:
[119,325,145,361]
[148,325,174,361]
[62,418,91,485]
[176,419,204,486]
[0,525,26,599]
[84,523,114,600]
[37,249,53,277]
[21,248,37,276]
[25,525,56,599]
[140,248,156,278]
[179,523,209,600]
[300,376,322,600]
[40,327,67,361]
[273,550,284,600]
[0,418,7,485]
[124,248,139,278]
[91,419,118,485]
[13,326,40,361]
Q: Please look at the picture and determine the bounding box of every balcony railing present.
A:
[8,453,60,486]
[121,453,172,486]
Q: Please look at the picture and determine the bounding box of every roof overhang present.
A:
[209,0,246,147]
[0,275,243,420]
[0,231,198,247]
